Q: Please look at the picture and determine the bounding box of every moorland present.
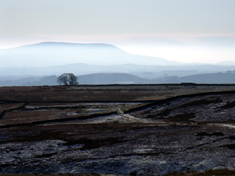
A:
[1,84,235,175]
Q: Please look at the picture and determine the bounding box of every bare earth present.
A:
[1,84,235,176]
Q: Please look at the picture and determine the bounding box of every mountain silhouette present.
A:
[0,42,175,67]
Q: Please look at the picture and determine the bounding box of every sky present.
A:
[0,0,235,64]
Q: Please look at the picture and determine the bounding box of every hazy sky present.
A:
[1,0,235,64]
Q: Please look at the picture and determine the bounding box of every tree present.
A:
[57,73,78,86]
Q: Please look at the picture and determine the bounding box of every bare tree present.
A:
[57,73,78,86]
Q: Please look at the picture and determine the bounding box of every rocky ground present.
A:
[1,85,235,175]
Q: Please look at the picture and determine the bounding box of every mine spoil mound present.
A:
[1,85,235,175]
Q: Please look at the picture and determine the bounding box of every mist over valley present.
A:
[1,42,235,86]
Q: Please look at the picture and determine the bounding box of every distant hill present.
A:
[78,73,151,84]
[2,62,235,78]
[23,75,58,86]
[153,71,235,84]
[180,71,235,83]
[0,73,151,86]
[1,71,235,86]
[0,42,174,67]
[0,75,57,86]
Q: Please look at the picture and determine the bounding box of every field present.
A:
[1,84,235,176]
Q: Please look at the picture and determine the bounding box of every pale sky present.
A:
[0,0,235,64]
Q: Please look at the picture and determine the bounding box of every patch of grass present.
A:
[85,109,91,113]
[120,106,126,113]
[104,107,112,113]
